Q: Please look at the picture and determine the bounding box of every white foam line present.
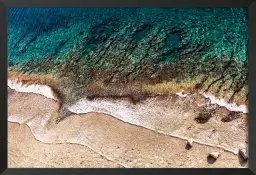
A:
[175,91,248,114]
[8,79,247,114]
[8,79,57,100]
[201,92,248,114]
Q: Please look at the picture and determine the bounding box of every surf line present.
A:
[8,79,57,101]
[175,91,248,114]
[8,79,248,114]
[8,79,246,155]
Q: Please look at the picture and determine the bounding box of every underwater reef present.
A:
[8,8,248,106]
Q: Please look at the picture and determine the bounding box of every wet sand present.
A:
[8,122,122,168]
[67,95,247,153]
[8,88,248,168]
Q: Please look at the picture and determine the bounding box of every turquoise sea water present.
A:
[7,8,248,105]
[8,8,247,66]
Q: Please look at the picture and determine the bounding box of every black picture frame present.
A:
[1,0,255,174]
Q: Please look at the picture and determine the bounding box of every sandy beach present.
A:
[8,84,248,168]
[7,7,248,169]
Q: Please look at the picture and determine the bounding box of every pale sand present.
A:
[8,122,122,168]
[8,89,248,168]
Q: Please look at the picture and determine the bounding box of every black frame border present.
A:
[1,0,256,175]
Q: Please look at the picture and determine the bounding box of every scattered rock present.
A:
[185,139,193,150]
[209,152,219,160]
[188,139,193,146]
[194,83,203,89]
[239,148,248,161]
[195,110,213,124]
[8,87,15,94]
[56,117,62,124]
[221,111,240,122]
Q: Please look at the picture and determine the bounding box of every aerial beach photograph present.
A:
[7,7,248,168]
